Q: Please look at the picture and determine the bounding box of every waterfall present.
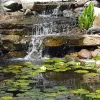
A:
[25,16,74,60]
[24,22,55,60]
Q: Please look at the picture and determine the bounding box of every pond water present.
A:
[0,57,100,100]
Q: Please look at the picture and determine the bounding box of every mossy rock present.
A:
[43,37,67,47]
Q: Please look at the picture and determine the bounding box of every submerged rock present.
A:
[64,55,80,62]
[78,49,92,59]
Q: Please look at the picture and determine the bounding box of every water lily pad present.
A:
[0,96,13,100]
[67,61,78,66]
[54,86,67,91]
[86,93,100,99]
[7,88,18,92]
[70,89,89,94]
[84,73,99,76]
[43,59,54,63]
[44,93,58,97]
[74,70,89,74]
[96,90,100,93]
[23,62,33,66]
[8,65,22,70]
[44,88,56,93]
[43,97,55,100]
[93,56,100,60]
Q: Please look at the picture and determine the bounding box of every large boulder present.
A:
[3,0,22,11]
[78,49,92,59]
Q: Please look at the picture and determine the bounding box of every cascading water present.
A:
[25,4,77,60]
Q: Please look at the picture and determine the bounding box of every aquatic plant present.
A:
[86,93,100,99]
[78,2,95,30]
[75,69,89,74]
[0,96,13,100]
[70,89,89,94]
[1,60,100,100]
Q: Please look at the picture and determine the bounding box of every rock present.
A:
[78,49,92,59]
[73,7,84,17]
[1,35,21,43]
[3,0,22,11]
[64,55,80,62]
[43,37,67,47]
[95,60,100,67]
[94,7,100,17]
[7,51,26,58]
[83,35,100,45]
[75,0,89,6]
[84,0,100,7]
[63,10,73,17]
[91,49,100,57]
[88,26,100,34]
[88,15,100,34]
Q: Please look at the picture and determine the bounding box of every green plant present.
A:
[78,2,95,30]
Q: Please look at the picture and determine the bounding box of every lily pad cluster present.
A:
[0,58,100,100]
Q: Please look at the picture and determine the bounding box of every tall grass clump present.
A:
[78,2,95,30]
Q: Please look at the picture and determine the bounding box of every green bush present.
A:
[78,2,95,30]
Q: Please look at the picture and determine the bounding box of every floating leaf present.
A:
[86,93,100,99]
[74,70,89,74]
[70,89,89,94]
[0,96,13,100]
[44,93,58,97]
[43,59,54,63]
[54,86,67,91]
[7,88,18,92]
[96,90,100,93]
[84,73,99,76]
[93,56,100,60]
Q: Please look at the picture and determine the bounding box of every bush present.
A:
[78,2,95,30]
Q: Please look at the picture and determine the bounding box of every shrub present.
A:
[78,2,95,30]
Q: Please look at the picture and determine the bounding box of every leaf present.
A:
[93,56,100,60]
[86,93,100,99]
[74,70,89,74]
[78,1,94,30]
[70,89,89,94]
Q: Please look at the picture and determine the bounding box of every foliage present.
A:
[78,2,95,30]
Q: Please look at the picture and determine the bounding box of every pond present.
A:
[0,57,100,100]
